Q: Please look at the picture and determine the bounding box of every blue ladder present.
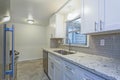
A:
[3,24,14,80]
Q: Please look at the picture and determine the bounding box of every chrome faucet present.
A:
[66,38,71,52]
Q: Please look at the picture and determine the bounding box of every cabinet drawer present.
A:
[78,68,106,80]
[49,53,62,65]
[64,61,78,75]
[83,73,105,80]
[54,56,62,65]
[63,61,79,80]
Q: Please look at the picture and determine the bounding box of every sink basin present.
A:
[54,50,75,55]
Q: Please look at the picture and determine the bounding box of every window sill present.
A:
[63,44,89,48]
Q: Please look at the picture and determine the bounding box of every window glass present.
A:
[66,18,87,45]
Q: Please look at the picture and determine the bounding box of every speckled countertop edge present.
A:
[43,48,120,80]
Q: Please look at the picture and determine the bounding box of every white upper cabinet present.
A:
[99,0,105,31]
[104,0,120,31]
[81,0,99,34]
[81,0,120,34]
[49,14,65,38]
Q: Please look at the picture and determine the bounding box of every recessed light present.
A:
[27,20,34,24]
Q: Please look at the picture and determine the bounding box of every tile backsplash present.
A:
[60,33,120,59]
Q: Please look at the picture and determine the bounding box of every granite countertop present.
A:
[43,48,120,80]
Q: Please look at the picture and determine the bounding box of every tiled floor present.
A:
[17,59,49,80]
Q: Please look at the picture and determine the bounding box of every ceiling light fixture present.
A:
[27,20,34,24]
[2,16,10,22]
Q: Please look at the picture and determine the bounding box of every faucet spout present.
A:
[66,38,71,52]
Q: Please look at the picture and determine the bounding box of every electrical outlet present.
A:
[100,39,105,46]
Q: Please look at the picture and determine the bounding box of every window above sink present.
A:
[65,17,89,47]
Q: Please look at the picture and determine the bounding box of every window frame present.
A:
[64,17,89,47]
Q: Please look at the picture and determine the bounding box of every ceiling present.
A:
[0,0,69,26]
[59,0,81,15]
[10,0,69,26]
[0,0,10,23]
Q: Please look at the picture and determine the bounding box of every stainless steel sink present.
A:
[54,50,75,55]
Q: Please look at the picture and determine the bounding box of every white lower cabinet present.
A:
[48,54,54,80]
[48,53,63,80]
[77,67,106,80]
[63,61,78,80]
[54,56,63,80]
[54,64,62,80]
[48,53,106,80]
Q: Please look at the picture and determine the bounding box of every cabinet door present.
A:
[49,15,56,38]
[54,65,62,80]
[77,69,85,80]
[50,26,56,38]
[64,74,73,80]
[82,73,106,80]
[81,0,99,34]
[99,0,105,31]
[78,67,106,80]
[63,62,78,80]
[54,56,63,80]
[48,56,54,80]
[104,0,120,31]
[49,14,65,38]
[55,14,65,38]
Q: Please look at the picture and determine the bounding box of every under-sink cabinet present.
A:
[48,54,54,80]
[48,53,63,80]
[54,55,63,80]
[48,53,107,80]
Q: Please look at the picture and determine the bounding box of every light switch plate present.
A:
[100,39,105,46]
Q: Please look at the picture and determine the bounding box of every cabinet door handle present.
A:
[100,20,102,31]
[94,22,97,31]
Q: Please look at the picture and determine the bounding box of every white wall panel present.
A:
[8,23,47,61]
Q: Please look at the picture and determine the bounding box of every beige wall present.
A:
[8,23,47,61]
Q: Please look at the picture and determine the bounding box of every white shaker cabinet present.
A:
[103,0,120,31]
[48,53,107,80]
[48,54,54,80]
[63,61,78,80]
[49,14,65,38]
[54,65,62,80]
[48,53,63,80]
[77,67,106,80]
[81,0,99,34]
[54,57,63,80]
[81,0,120,34]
